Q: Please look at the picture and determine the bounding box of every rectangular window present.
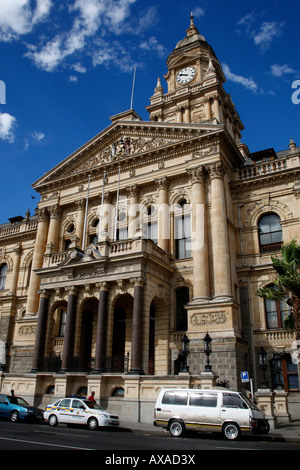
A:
[222,393,247,409]
[189,393,218,407]
[162,391,188,405]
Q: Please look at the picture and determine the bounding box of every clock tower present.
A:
[146,15,244,145]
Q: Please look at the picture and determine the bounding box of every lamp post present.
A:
[203,332,212,372]
[258,346,268,388]
[273,353,283,390]
[179,334,190,373]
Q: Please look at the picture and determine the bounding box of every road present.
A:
[0,419,298,457]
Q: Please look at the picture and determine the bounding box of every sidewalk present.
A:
[119,420,300,443]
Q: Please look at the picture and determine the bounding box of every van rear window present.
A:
[189,393,218,407]
[162,392,188,405]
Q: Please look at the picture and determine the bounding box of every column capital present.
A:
[134,276,145,288]
[155,176,169,190]
[47,203,61,219]
[126,184,139,198]
[187,165,207,184]
[209,160,225,179]
[37,207,49,221]
[65,285,77,296]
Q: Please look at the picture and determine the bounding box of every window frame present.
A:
[258,212,282,253]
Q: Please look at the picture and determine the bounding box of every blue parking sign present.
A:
[241,371,249,383]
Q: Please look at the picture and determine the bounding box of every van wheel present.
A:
[169,420,185,437]
[223,422,240,440]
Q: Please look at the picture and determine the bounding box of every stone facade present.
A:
[0,18,299,423]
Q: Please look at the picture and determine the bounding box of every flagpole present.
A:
[82,174,91,251]
[114,166,121,241]
[98,170,106,242]
[130,67,136,110]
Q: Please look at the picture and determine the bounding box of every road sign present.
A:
[241,371,249,383]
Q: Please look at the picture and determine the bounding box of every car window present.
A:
[189,393,218,407]
[162,391,188,405]
[72,399,85,409]
[9,397,29,406]
[82,400,102,410]
[59,399,71,407]
[0,395,7,404]
[222,393,248,409]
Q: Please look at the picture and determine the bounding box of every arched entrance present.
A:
[79,297,98,371]
[111,294,133,372]
[148,301,155,375]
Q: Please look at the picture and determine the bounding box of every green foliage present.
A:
[256,239,300,338]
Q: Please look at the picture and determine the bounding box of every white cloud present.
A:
[32,131,45,141]
[139,36,167,59]
[0,0,52,41]
[25,0,139,71]
[271,64,296,77]
[237,13,284,52]
[0,112,17,143]
[253,21,284,51]
[222,64,258,93]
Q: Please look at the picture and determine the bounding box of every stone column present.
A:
[126,184,139,239]
[31,290,49,372]
[212,95,221,123]
[75,199,85,249]
[46,204,61,251]
[204,98,212,120]
[209,161,232,301]
[93,282,109,373]
[26,208,49,316]
[187,165,210,301]
[155,176,169,252]
[60,287,77,372]
[129,277,144,375]
[176,106,183,123]
[10,243,22,295]
[183,105,191,123]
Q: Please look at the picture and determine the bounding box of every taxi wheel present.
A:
[10,410,19,422]
[87,417,98,430]
[48,414,58,426]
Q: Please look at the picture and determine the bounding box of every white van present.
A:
[154,388,269,440]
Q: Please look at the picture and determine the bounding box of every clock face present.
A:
[176,67,196,85]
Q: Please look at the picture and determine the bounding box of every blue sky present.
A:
[0,0,299,223]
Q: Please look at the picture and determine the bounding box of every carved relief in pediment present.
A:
[69,135,176,175]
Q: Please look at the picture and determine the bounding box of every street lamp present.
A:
[258,346,268,388]
[179,334,190,373]
[273,353,283,390]
[203,332,212,372]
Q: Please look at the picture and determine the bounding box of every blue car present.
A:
[0,394,44,423]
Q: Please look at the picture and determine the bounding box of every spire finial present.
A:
[186,11,199,36]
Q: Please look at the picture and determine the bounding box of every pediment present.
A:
[33,114,221,189]
[58,245,103,267]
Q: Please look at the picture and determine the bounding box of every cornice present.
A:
[33,127,229,195]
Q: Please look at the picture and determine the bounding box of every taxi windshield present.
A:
[82,400,103,410]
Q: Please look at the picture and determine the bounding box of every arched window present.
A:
[258,213,282,253]
[175,199,191,259]
[264,285,290,329]
[0,264,8,290]
[146,204,158,244]
[176,287,189,331]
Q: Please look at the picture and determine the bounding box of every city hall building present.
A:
[0,18,299,423]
